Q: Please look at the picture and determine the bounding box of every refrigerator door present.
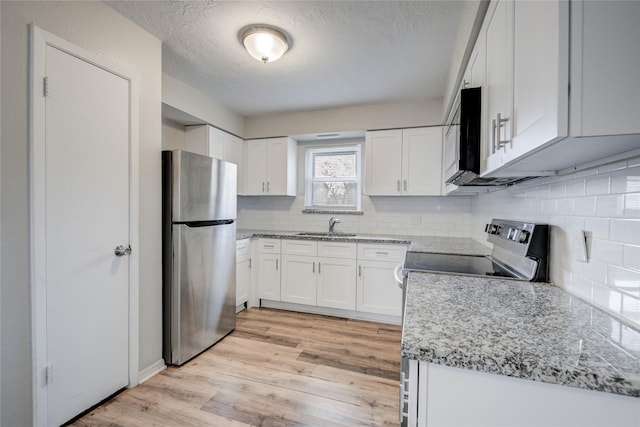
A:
[170,150,237,222]
[168,221,236,365]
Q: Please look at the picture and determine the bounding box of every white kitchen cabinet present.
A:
[257,239,281,301]
[406,361,639,426]
[356,243,407,316]
[281,240,357,310]
[365,127,443,196]
[185,124,245,194]
[245,137,297,196]
[504,0,568,167]
[477,0,640,178]
[483,0,514,174]
[235,238,251,310]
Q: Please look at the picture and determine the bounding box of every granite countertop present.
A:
[236,229,491,255]
[402,272,640,398]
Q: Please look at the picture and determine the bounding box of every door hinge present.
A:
[43,76,50,97]
[45,364,53,385]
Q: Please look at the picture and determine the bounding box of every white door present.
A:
[44,44,131,425]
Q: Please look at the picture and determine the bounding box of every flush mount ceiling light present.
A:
[240,25,290,63]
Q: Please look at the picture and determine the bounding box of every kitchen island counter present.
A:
[402,272,640,398]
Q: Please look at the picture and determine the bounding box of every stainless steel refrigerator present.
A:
[162,149,237,365]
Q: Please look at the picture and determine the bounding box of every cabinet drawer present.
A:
[258,238,281,253]
[357,243,407,262]
[282,239,317,256]
[318,241,357,259]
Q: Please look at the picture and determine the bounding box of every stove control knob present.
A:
[485,224,502,235]
[518,230,530,244]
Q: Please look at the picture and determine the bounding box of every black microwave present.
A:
[444,87,527,186]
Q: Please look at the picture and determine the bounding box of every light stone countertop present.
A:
[236,229,491,255]
[402,272,640,398]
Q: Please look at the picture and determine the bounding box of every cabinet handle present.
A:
[312,262,315,273]
[375,251,389,256]
[403,180,407,191]
[318,262,321,274]
[248,258,252,269]
[267,181,270,191]
[276,259,279,270]
[264,244,274,249]
[397,180,401,192]
[262,182,265,192]
[462,79,470,88]
[491,118,497,154]
[358,265,362,277]
[495,113,510,150]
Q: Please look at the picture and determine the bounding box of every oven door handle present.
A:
[394,263,405,288]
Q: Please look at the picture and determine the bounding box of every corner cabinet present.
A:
[245,137,297,196]
[365,127,443,196]
[185,125,245,194]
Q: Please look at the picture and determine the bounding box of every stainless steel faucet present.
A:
[328,217,341,234]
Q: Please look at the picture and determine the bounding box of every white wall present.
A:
[0,2,162,425]
[163,73,245,137]
[244,99,444,139]
[162,118,186,150]
[470,158,640,327]
[238,139,472,236]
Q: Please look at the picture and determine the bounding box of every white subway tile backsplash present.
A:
[610,219,640,245]
[591,239,624,266]
[623,245,640,271]
[608,265,640,297]
[570,274,593,300]
[550,182,566,198]
[625,193,640,218]
[596,194,625,218]
[586,175,611,196]
[582,259,608,284]
[565,179,586,197]
[622,295,640,324]
[592,282,623,313]
[585,217,609,239]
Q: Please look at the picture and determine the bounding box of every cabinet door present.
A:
[245,139,268,195]
[317,257,357,310]
[356,260,403,316]
[258,253,280,301]
[571,0,640,137]
[402,127,443,196]
[281,255,317,306]
[483,0,514,174]
[266,138,295,195]
[224,134,245,195]
[365,130,403,195]
[508,0,568,164]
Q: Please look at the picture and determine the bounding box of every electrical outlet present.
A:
[576,230,591,262]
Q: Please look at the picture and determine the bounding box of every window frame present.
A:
[304,145,362,212]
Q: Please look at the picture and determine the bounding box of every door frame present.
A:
[29,25,140,426]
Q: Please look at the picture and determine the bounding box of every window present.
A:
[305,145,362,211]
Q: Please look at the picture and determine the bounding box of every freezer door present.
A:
[169,150,237,222]
[169,222,236,365]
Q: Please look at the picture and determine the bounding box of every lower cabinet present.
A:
[256,238,407,322]
[404,361,639,426]
[235,238,251,309]
[281,240,357,310]
[357,243,407,316]
[257,239,281,301]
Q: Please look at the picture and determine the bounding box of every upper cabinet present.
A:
[365,127,443,196]
[464,0,640,179]
[245,137,297,196]
[185,125,245,194]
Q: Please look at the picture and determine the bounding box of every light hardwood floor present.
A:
[72,308,402,426]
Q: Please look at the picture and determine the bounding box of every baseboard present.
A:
[137,358,166,384]
[259,299,401,325]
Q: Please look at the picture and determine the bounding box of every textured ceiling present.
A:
[105,1,464,117]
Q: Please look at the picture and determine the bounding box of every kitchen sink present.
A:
[295,232,357,237]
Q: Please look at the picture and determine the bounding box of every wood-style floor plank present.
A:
[71,307,402,426]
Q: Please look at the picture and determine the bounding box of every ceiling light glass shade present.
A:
[242,26,289,63]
